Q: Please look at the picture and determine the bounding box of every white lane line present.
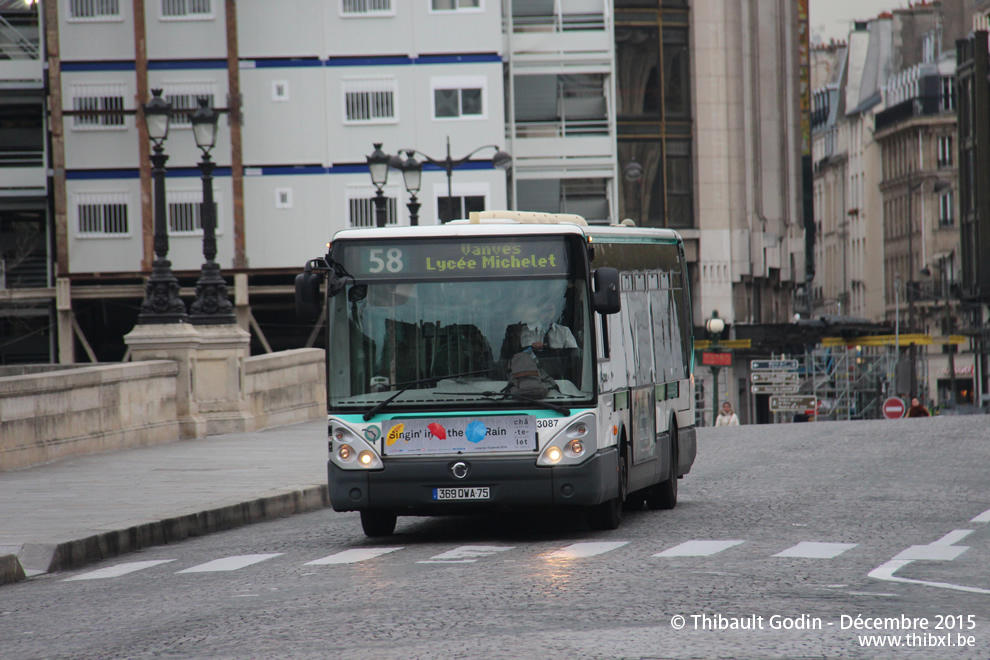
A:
[868,560,990,595]
[305,547,403,565]
[417,545,515,564]
[547,542,629,559]
[177,553,283,573]
[773,542,858,559]
[970,508,990,524]
[63,559,176,581]
[653,540,744,558]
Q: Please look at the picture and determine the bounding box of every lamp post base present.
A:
[137,258,188,324]
[189,261,236,325]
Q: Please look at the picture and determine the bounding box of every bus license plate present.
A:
[432,487,490,501]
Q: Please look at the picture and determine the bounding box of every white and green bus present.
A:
[295,211,696,536]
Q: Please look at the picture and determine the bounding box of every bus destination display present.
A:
[337,239,570,279]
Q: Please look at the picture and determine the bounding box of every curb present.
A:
[4,484,329,582]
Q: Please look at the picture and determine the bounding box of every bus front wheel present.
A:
[360,510,397,537]
[647,425,678,510]
[588,446,627,530]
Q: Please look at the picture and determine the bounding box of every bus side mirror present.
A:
[295,263,325,322]
[593,267,621,314]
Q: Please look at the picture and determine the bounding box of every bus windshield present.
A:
[326,236,594,411]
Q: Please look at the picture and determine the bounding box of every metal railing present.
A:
[513,118,609,139]
[0,15,39,60]
[0,150,44,167]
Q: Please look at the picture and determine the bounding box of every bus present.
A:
[295,210,696,536]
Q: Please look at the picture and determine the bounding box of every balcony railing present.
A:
[874,95,943,133]
[508,0,608,33]
[0,15,39,60]
[513,118,609,139]
[0,150,44,167]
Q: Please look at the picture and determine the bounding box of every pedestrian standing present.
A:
[906,396,930,417]
[715,401,740,426]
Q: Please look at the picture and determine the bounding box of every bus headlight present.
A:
[329,423,384,470]
[537,414,597,467]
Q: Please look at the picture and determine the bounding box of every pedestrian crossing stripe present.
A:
[653,540,745,557]
[417,545,515,564]
[547,542,629,559]
[305,547,403,565]
[176,553,283,573]
[62,559,176,581]
[773,542,858,559]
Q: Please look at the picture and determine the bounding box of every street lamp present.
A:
[137,88,187,324]
[366,143,390,228]
[399,137,511,223]
[705,310,726,426]
[188,97,235,324]
[394,150,422,226]
[920,259,957,409]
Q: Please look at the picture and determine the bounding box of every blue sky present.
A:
[810,0,908,43]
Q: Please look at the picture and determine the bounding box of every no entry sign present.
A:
[882,397,906,419]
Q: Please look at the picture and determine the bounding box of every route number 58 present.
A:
[368,248,404,273]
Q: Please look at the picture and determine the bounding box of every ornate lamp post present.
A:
[137,89,187,324]
[366,143,390,228]
[188,97,235,324]
[399,150,422,226]
[705,310,726,425]
[399,137,511,223]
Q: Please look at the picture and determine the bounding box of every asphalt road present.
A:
[2,416,989,659]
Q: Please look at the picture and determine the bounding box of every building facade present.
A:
[1,0,807,402]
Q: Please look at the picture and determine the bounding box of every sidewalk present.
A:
[0,419,328,585]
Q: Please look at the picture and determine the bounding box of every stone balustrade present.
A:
[0,344,326,472]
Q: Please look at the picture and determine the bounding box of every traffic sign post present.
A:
[882,396,905,419]
[751,384,800,395]
[751,372,800,385]
[751,359,799,371]
[769,395,817,412]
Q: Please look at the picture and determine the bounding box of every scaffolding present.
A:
[802,346,902,420]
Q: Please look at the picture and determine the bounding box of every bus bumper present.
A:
[328,447,617,513]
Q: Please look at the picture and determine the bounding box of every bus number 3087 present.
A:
[536,419,558,429]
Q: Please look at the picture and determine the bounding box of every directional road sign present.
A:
[751,359,799,371]
[769,395,817,412]
[751,372,800,384]
[752,384,800,395]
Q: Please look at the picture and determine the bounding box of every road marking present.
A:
[970,508,990,524]
[305,547,403,565]
[868,528,989,594]
[417,545,515,564]
[62,559,176,581]
[653,540,744,557]
[932,529,974,545]
[868,560,990,595]
[773,542,858,559]
[892,545,969,561]
[177,553,283,573]
[547,542,629,559]
[891,530,973,562]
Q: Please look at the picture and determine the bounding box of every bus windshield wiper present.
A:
[443,390,571,416]
[362,369,493,421]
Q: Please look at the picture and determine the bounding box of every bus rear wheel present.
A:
[360,510,397,537]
